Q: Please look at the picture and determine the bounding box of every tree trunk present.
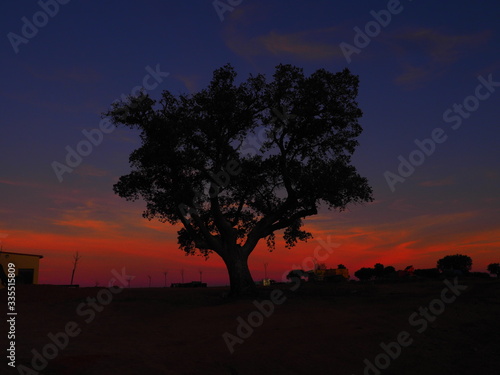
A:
[221,248,257,297]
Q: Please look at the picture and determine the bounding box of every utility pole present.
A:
[199,269,203,282]
[148,275,152,288]
[162,271,168,287]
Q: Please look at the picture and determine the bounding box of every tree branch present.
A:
[176,205,221,251]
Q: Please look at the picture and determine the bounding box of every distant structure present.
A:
[261,278,272,286]
[310,265,349,282]
[162,271,168,287]
[0,251,44,288]
[397,265,415,278]
[170,281,207,288]
[287,264,350,283]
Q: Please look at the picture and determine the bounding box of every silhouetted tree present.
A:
[373,263,384,278]
[383,266,396,275]
[437,254,472,274]
[286,269,309,282]
[413,268,440,278]
[0,264,8,287]
[106,64,373,296]
[70,251,81,285]
[469,272,491,278]
[487,263,500,277]
[316,262,327,270]
[355,267,374,281]
[337,264,346,269]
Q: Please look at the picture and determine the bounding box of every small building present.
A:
[262,278,271,286]
[397,265,415,278]
[0,251,44,288]
[170,281,207,288]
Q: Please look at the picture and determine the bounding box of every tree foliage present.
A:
[487,263,500,276]
[373,263,384,278]
[413,268,440,278]
[383,266,396,275]
[354,267,374,281]
[105,63,373,295]
[437,254,472,274]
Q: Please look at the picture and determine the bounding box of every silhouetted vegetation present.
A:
[468,272,491,278]
[383,265,396,275]
[354,263,399,281]
[354,267,374,281]
[487,263,500,277]
[373,263,384,278]
[413,268,440,278]
[286,269,309,282]
[106,64,372,296]
[437,254,472,275]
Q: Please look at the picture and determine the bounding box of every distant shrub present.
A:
[487,263,500,276]
[354,267,374,281]
[414,268,440,278]
[468,272,491,278]
[437,254,472,274]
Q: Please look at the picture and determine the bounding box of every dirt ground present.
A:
[1,278,499,375]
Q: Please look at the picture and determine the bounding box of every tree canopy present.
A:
[487,263,500,276]
[437,254,472,274]
[354,267,374,281]
[105,63,373,296]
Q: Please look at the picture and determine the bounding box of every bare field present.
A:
[1,279,499,375]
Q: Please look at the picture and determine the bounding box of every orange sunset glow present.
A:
[3,182,499,287]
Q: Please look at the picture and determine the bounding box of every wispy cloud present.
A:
[24,63,101,84]
[74,164,109,178]
[0,178,45,189]
[0,179,20,186]
[223,7,345,63]
[394,65,430,86]
[301,206,499,272]
[255,29,345,60]
[419,177,454,187]
[387,28,490,87]
[174,74,202,93]
[53,219,119,232]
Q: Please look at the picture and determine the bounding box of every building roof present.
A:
[0,251,44,259]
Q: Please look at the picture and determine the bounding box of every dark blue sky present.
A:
[1,0,499,286]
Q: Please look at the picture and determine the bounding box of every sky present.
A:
[1,0,499,287]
